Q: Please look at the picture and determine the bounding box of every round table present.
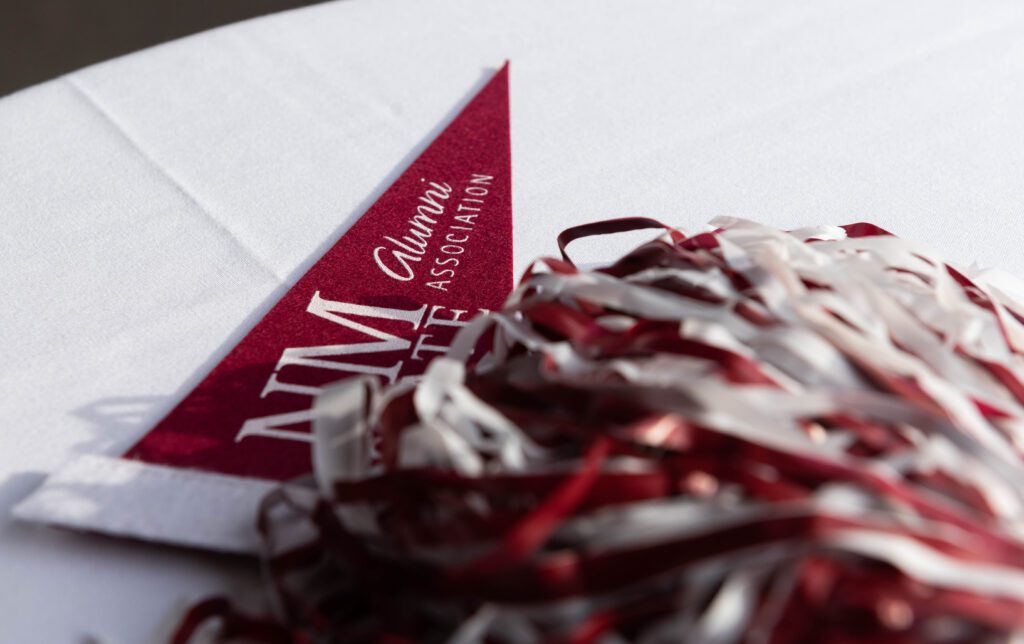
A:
[3,0,1024,639]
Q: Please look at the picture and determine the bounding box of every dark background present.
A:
[0,0,328,97]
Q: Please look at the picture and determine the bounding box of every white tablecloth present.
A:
[4,0,1024,640]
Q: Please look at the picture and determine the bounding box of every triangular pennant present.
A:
[15,63,513,552]
[123,64,512,481]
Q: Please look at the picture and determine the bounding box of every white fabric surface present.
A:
[4,0,1024,640]
[14,455,275,553]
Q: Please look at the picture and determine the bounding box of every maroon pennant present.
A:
[124,64,513,481]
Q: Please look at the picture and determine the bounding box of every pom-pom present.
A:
[177,218,1024,643]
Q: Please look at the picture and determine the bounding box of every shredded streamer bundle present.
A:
[176,218,1024,643]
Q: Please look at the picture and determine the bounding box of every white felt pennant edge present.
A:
[13,455,272,554]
